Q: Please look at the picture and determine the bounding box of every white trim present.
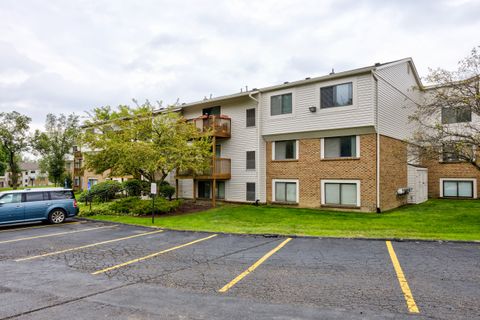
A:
[272,179,299,203]
[321,179,361,207]
[272,140,299,161]
[320,135,360,159]
[439,178,477,198]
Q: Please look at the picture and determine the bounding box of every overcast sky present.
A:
[0,0,479,130]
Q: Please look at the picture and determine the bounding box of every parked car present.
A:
[0,188,79,225]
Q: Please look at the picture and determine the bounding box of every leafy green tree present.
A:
[0,147,7,176]
[81,103,212,184]
[32,114,80,186]
[411,46,480,170]
[0,111,31,189]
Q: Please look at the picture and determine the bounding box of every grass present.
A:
[83,199,480,241]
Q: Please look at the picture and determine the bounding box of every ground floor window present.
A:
[246,182,256,201]
[321,180,360,206]
[273,180,298,203]
[87,178,98,190]
[442,179,474,198]
[198,181,211,199]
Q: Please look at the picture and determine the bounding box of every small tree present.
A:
[32,113,80,186]
[82,103,212,184]
[410,46,480,170]
[0,111,31,189]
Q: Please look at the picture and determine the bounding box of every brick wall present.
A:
[379,135,409,211]
[266,134,378,212]
[423,159,480,198]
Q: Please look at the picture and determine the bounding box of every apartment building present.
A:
[176,58,427,212]
[2,162,49,188]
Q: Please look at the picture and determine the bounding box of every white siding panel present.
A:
[261,74,375,136]
[376,62,422,140]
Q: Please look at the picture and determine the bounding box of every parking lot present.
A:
[0,220,478,319]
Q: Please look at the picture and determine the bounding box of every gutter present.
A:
[372,70,381,213]
[248,91,262,203]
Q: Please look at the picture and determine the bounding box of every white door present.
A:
[416,169,428,203]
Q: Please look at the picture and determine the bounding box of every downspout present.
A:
[372,71,381,213]
[248,91,261,203]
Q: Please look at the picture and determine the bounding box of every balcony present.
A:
[176,158,231,180]
[191,115,231,138]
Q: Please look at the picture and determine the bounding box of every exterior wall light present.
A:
[309,106,317,113]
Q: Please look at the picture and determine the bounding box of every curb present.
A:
[76,217,480,244]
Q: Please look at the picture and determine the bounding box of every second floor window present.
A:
[271,93,292,116]
[323,136,358,158]
[274,140,297,160]
[246,151,256,169]
[441,106,471,124]
[321,82,353,108]
[246,108,256,127]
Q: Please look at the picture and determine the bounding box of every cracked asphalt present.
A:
[0,220,478,319]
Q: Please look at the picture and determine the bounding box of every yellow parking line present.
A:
[15,229,164,262]
[219,238,292,293]
[0,225,115,245]
[386,241,420,313]
[92,234,218,275]
[0,222,81,234]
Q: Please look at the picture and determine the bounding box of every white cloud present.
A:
[0,0,478,128]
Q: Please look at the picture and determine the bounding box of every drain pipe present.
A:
[372,71,381,213]
[248,91,261,203]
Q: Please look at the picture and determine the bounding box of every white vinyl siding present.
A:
[261,74,374,136]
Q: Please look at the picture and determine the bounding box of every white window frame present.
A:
[321,179,361,206]
[272,140,299,161]
[267,89,295,120]
[439,178,477,198]
[320,135,360,159]
[272,179,299,203]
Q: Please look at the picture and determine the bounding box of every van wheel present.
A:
[48,209,66,224]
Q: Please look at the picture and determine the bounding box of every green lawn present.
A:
[84,199,480,241]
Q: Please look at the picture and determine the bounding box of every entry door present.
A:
[198,181,211,199]
[416,170,428,203]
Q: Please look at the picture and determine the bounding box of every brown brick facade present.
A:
[379,135,409,211]
[265,134,409,212]
[423,159,480,199]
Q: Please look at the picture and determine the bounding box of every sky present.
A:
[0,0,479,130]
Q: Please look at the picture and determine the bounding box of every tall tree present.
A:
[32,113,80,186]
[81,103,212,183]
[0,147,7,176]
[410,46,480,170]
[0,111,31,189]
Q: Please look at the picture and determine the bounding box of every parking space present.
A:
[0,220,478,319]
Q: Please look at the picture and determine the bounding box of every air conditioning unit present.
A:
[397,187,413,195]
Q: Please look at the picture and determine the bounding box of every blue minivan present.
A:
[0,188,79,225]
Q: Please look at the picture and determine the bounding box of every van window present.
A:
[0,193,22,204]
[25,192,46,202]
[50,191,74,200]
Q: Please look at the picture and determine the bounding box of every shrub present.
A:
[107,197,182,216]
[158,181,176,200]
[79,180,123,203]
[123,179,150,197]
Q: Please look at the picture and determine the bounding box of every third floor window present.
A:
[321,82,353,108]
[441,106,472,124]
[271,93,292,116]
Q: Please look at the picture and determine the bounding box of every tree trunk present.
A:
[8,153,18,190]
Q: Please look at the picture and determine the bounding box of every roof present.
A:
[19,162,40,171]
[0,188,73,194]
[168,58,423,111]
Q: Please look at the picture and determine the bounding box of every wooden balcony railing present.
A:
[191,115,231,138]
[176,158,231,180]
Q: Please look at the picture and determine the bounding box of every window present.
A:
[274,140,297,160]
[441,143,474,162]
[0,193,22,204]
[323,136,358,158]
[320,82,353,108]
[322,180,360,206]
[202,106,221,116]
[442,180,474,198]
[271,93,292,115]
[216,181,225,200]
[50,191,74,200]
[246,151,255,169]
[25,192,46,202]
[246,108,256,127]
[215,144,221,158]
[441,106,471,124]
[274,181,297,203]
[246,183,256,201]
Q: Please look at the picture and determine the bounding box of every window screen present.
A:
[321,83,353,108]
[246,183,256,201]
[271,93,292,115]
[274,140,296,160]
[275,182,297,202]
[324,183,357,206]
[324,136,356,158]
[246,108,256,127]
[246,151,256,169]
